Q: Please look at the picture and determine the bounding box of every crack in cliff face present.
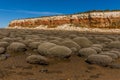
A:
[8,11,120,29]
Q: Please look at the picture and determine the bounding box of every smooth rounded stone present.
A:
[107,41,120,49]
[61,40,81,52]
[108,63,120,69]
[100,52,118,59]
[0,47,5,54]
[73,37,93,48]
[78,48,97,57]
[92,44,103,49]
[12,37,23,41]
[95,37,112,43]
[69,34,78,39]
[8,38,20,42]
[47,45,72,58]
[2,37,13,42]
[118,37,120,41]
[28,42,41,49]
[21,39,34,45]
[39,38,47,41]
[37,42,57,56]
[49,40,60,45]
[102,48,111,51]
[109,50,120,58]
[7,42,26,52]
[0,54,7,61]
[88,36,94,40]
[26,55,49,65]
[70,47,78,53]
[0,41,9,48]
[91,47,102,53]
[86,54,113,66]
[0,31,10,37]
[48,36,62,41]
[107,36,118,41]
[33,38,41,42]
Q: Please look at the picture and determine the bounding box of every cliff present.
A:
[8,10,120,29]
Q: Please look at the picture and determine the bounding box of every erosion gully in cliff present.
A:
[8,10,120,29]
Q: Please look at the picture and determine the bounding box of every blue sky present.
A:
[0,0,120,28]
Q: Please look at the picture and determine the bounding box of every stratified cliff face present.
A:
[8,11,120,28]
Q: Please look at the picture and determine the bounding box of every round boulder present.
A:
[73,37,92,48]
[107,41,120,49]
[38,42,57,56]
[91,47,102,53]
[0,41,9,48]
[61,40,81,52]
[78,48,97,57]
[49,40,60,45]
[100,52,118,59]
[69,34,78,39]
[7,42,26,52]
[109,50,120,58]
[26,55,49,65]
[0,54,7,61]
[95,37,112,43]
[28,42,41,49]
[92,44,103,49]
[47,46,72,58]
[86,54,113,66]
[0,47,5,54]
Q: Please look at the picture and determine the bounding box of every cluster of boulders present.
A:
[18,38,120,67]
[25,35,120,67]
[0,29,120,68]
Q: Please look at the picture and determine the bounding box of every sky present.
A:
[0,0,120,28]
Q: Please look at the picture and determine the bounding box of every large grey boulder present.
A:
[107,41,120,49]
[78,48,97,57]
[47,46,72,58]
[109,50,120,58]
[73,37,92,48]
[37,42,57,56]
[28,42,41,49]
[0,41,9,48]
[7,42,26,52]
[61,40,81,52]
[86,54,113,66]
[100,52,118,59]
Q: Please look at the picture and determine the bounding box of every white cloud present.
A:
[0,9,63,15]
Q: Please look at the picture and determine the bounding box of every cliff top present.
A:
[14,10,120,20]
